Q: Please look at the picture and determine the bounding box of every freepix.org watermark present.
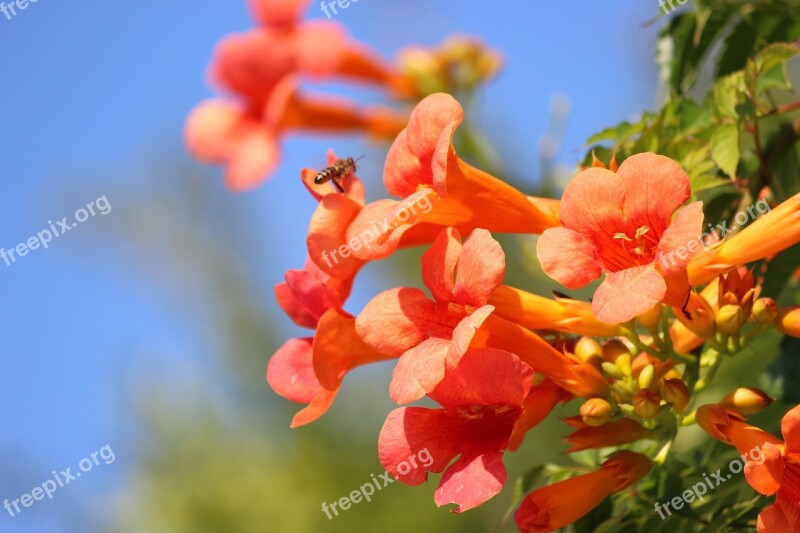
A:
[320,193,433,268]
[654,444,766,519]
[1,0,42,21]
[658,199,771,270]
[3,445,116,519]
[321,447,433,520]
[319,0,361,19]
[1,195,112,267]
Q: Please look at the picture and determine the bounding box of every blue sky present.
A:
[0,1,663,531]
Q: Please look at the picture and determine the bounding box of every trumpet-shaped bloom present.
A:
[537,152,704,324]
[308,93,559,279]
[563,417,655,453]
[268,254,390,427]
[378,348,533,512]
[689,193,800,285]
[696,404,800,533]
[186,80,406,191]
[356,227,608,402]
[357,227,506,403]
[487,285,623,337]
[186,0,410,190]
[515,451,652,532]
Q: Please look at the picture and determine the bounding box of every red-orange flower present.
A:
[537,152,704,324]
[563,417,655,453]
[378,348,533,512]
[356,227,608,400]
[696,404,799,533]
[307,93,560,279]
[357,227,506,404]
[515,451,652,532]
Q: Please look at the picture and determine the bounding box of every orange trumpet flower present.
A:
[515,451,652,532]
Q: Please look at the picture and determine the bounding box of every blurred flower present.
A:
[514,451,651,532]
[537,152,704,324]
[777,306,800,337]
[186,0,411,189]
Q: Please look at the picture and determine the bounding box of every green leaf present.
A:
[713,72,745,119]
[747,42,800,96]
[710,124,740,178]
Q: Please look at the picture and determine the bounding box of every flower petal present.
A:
[313,309,393,391]
[744,442,784,496]
[435,452,506,512]
[656,201,705,276]
[618,152,692,233]
[453,229,506,306]
[390,338,451,405]
[356,288,461,356]
[592,266,667,324]
[430,347,532,408]
[757,493,800,533]
[537,227,601,289]
[782,405,800,455]
[421,228,462,304]
[384,93,464,198]
[267,337,320,403]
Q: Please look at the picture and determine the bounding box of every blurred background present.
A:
[0,1,661,531]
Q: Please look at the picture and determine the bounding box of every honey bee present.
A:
[314,156,363,193]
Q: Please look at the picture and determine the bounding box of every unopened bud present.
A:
[719,388,773,415]
[602,339,630,362]
[580,398,613,427]
[661,378,690,411]
[601,361,624,380]
[638,364,655,390]
[637,304,662,330]
[616,353,632,376]
[716,305,746,335]
[575,337,603,364]
[633,389,661,419]
[777,307,800,337]
[752,298,778,324]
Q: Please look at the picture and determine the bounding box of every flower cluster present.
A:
[184,0,501,191]
[188,3,800,531]
[264,90,800,531]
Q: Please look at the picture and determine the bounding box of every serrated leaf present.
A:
[710,124,740,178]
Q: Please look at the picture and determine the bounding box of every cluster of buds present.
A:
[397,36,503,101]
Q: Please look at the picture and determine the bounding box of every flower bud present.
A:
[777,307,800,338]
[719,388,773,415]
[633,389,661,419]
[661,378,690,412]
[637,304,662,330]
[602,339,630,362]
[637,364,655,390]
[580,398,613,427]
[575,337,603,364]
[716,305,746,335]
[601,361,624,380]
[752,298,778,324]
[615,353,632,376]
[678,292,716,338]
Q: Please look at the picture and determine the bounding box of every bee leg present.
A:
[333,178,345,193]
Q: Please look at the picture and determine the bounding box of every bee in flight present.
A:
[314,156,364,193]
